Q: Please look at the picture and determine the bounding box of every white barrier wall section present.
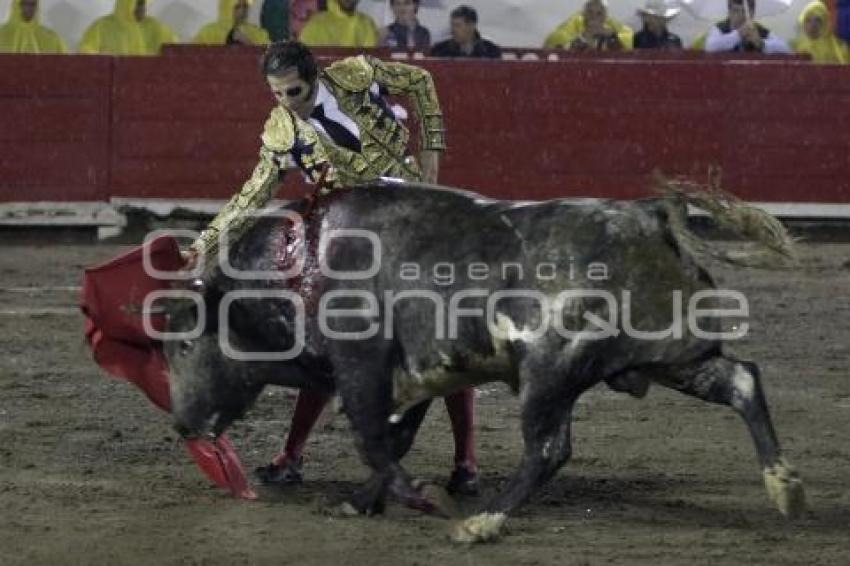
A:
[0,0,813,51]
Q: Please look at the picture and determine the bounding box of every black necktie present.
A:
[312,104,362,153]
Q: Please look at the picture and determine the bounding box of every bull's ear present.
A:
[144,301,169,315]
[135,279,206,317]
[142,296,177,316]
[120,301,167,316]
[168,278,205,293]
[146,292,200,317]
[162,279,206,315]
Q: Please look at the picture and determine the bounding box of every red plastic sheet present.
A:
[80,236,256,500]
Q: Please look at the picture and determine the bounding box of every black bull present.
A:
[164,181,804,542]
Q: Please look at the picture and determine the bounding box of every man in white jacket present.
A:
[705,0,790,53]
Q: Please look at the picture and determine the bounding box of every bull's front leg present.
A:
[334,353,445,516]
[453,356,583,543]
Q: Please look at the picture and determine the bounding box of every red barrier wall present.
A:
[1,51,849,204]
[430,59,727,201]
[0,55,112,201]
[111,52,267,199]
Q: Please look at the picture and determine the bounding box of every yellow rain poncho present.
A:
[139,7,178,54]
[0,0,66,54]
[193,0,270,45]
[691,31,707,51]
[299,0,378,47]
[79,0,175,55]
[791,1,849,64]
[544,12,633,50]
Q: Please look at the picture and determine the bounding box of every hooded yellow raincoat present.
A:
[0,0,66,54]
[79,0,176,55]
[544,12,633,50]
[299,0,378,47]
[691,31,707,50]
[193,0,270,45]
[139,7,178,54]
[792,1,849,64]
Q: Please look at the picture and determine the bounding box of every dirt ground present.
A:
[0,239,848,566]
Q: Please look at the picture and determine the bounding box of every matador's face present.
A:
[267,69,316,120]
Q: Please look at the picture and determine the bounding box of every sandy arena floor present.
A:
[0,240,848,565]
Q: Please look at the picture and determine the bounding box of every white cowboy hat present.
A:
[637,0,682,19]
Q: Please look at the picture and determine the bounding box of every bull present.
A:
[163,179,805,542]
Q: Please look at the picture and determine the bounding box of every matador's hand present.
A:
[420,150,440,185]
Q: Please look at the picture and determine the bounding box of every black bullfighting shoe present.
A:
[447,464,480,496]
[255,455,304,485]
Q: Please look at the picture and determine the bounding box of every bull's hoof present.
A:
[451,512,507,544]
[254,457,303,485]
[344,489,387,517]
[336,498,386,517]
[338,502,361,517]
[763,459,805,520]
[388,475,457,517]
[420,484,460,518]
[446,465,480,497]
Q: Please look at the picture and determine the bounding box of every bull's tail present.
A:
[654,173,799,269]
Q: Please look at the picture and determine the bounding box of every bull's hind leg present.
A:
[656,354,805,519]
[453,357,581,543]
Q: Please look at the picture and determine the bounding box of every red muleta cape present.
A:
[80,236,256,500]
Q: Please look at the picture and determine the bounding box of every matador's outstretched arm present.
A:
[191,108,335,262]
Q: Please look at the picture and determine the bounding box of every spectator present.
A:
[633,0,683,49]
[194,0,270,45]
[79,0,157,55]
[0,0,66,54]
[289,0,323,39]
[792,0,849,63]
[839,0,850,43]
[261,0,290,41]
[136,0,179,54]
[380,0,431,49]
[299,0,378,47]
[544,0,634,52]
[691,32,707,50]
[430,5,501,58]
[704,0,790,53]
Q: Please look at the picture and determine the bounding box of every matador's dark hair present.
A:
[260,41,319,83]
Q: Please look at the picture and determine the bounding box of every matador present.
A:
[187,41,479,495]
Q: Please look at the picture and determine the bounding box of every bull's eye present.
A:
[179,340,195,356]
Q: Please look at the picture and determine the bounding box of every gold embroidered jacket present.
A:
[193,55,445,260]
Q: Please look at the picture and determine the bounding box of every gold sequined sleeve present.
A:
[367,56,446,151]
[191,108,336,261]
